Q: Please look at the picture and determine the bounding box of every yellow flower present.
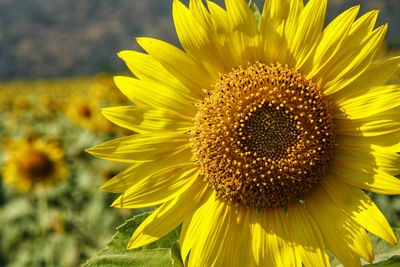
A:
[67,94,113,132]
[88,0,400,266]
[2,138,69,193]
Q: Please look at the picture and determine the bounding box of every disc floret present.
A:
[192,62,334,208]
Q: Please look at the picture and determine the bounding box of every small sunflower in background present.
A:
[67,94,113,132]
[88,0,400,266]
[2,138,69,193]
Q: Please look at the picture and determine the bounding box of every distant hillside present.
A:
[0,0,177,80]
[0,0,399,80]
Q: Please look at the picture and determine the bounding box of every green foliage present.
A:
[0,77,132,266]
[83,249,172,267]
[365,256,400,267]
[171,241,184,267]
[83,212,181,267]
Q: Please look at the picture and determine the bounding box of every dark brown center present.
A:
[77,104,92,119]
[18,151,55,180]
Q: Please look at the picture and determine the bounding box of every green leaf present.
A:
[83,211,181,267]
[171,241,184,267]
[364,256,400,267]
[83,249,172,267]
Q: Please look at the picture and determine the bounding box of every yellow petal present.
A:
[260,0,289,63]
[334,85,400,119]
[335,109,400,137]
[112,166,198,208]
[331,56,400,102]
[173,0,210,54]
[101,106,193,134]
[136,37,212,98]
[323,25,387,95]
[206,1,230,35]
[128,179,209,249]
[225,0,260,64]
[205,1,238,68]
[250,211,267,266]
[333,142,400,175]
[250,208,302,267]
[328,161,400,195]
[283,0,304,45]
[308,6,359,80]
[229,208,256,267]
[290,0,326,70]
[263,209,301,267]
[306,186,373,265]
[117,50,191,96]
[287,202,330,267]
[101,148,191,193]
[189,0,211,26]
[225,0,256,33]
[350,10,379,35]
[336,134,400,151]
[318,10,381,92]
[114,76,196,114]
[173,0,225,75]
[198,206,256,267]
[86,133,189,163]
[324,179,397,245]
[182,194,231,266]
[337,119,400,137]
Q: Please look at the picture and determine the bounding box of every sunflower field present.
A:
[0,75,135,266]
[1,1,400,267]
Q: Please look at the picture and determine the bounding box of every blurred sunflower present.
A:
[67,94,112,132]
[2,138,69,193]
[88,0,400,266]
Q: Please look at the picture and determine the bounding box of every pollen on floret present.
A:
[191,62,335,208]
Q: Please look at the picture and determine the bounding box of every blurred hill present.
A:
[0,0,399,81]
[0,0,177,80]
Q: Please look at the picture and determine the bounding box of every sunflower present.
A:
[67,94,113,132]
[2,138,69,193]
[87,0,400,266]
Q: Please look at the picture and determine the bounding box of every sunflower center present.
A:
[191,62,334,208]
[18,151,55,180]
[77,104,92,119]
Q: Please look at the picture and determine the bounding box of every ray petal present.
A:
[335,109,400,137]
[136,37,212,98]
[101,148,192,193]
[334,85,400,120]
[101,106,193,134]
[324,179,397,245]
[328,163,400,195]
[290,0,326,70]
[323,25,387,95]
[306,186,373,265]
[330,56,400,102]
[308,6,359,80]
[111,166,198,208]
[128,179,209,249]
[287,202,330,267]
[117,50,190,96]
[86,133,189,163]
[114,76,196,114]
